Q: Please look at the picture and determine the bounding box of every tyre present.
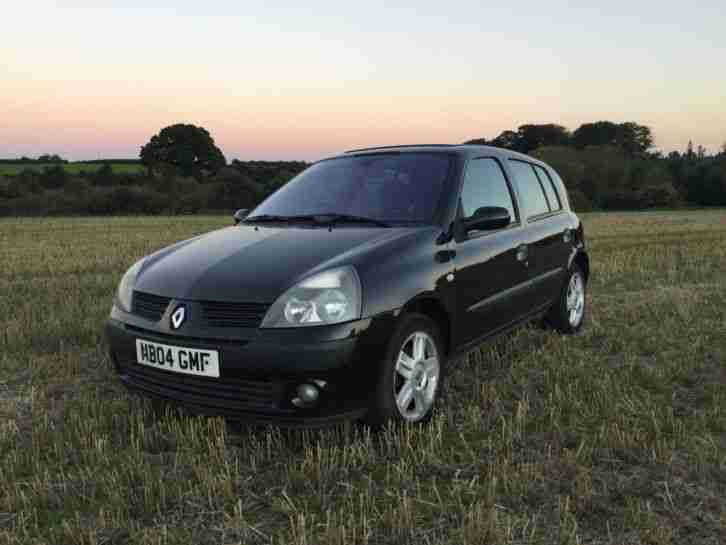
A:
[547,264,587,334]
[363,313,445,427]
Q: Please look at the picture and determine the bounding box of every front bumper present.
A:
[106,309,397,426]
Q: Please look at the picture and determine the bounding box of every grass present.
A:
[0,162,144,176]
[2,210,726,544]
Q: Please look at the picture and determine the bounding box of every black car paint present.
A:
[134,223,423,305]
[106,145,589,426]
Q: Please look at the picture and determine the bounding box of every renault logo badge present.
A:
[171,305,186,330]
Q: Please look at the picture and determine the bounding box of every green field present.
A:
[0,162,144,176]
[2,211,726,544]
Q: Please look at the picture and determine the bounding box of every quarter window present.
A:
[460,158,517,224]
[508,160,550,218]
[533,165,562,210]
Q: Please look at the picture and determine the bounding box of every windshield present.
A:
[248,153,451,224]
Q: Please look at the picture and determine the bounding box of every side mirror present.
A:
[461,206,511,233]
[233,209,249,225]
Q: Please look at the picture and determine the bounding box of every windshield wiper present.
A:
[245,213,390,227]
[243,214,317,224]
[309,214,390,228]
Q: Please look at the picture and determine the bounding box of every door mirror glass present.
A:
[233,209,249,224]
[463,206,511,232]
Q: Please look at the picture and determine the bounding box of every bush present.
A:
[639,184,680,208]
[93,164,115,187]
[532,146,585,194]
[0,178,22,199]
[86,186,167,215]
[581,146,631,206]
[208,168,263,209]
[0,160,308,215]
[686,160,726,206]
[40,165,68,190]
[566,189,593,211]
[66,177,91,197]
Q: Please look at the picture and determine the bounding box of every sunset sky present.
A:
[2,1,724,161]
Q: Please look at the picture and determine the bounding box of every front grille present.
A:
[132,291,171,322]
[130,292,269,329]
[200,301,269,328]
[121,362,287,411]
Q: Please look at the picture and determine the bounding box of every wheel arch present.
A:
[400,295,453,356]
[572,250,590,282]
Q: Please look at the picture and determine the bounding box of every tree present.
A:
[477,125,571,153]
[489,130,520,150]
[617,122,653,157]
[573,121,652,156]
[515,124,571,153]
[686,140,695,159]
[38,154,65,163]
[140,124,226,178]
[572,121,620,148]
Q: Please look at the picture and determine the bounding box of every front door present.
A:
[452,157,530,346]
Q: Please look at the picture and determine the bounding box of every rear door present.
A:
[452,157,530,346]
[533,164,571,270]
[506,160,569,310]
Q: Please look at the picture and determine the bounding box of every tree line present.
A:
[466,121,726,210]
[1,122,724,216]
[0,125,308,216]
[0,159,307,216]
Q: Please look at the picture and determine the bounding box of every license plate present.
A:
[135,339,220,378]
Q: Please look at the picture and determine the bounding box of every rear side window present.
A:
[533,165,562,210]
[508,160,550,218]
[460,158,518,224]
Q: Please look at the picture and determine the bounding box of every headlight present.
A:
[261,266,362,328]
[116,259,144,312]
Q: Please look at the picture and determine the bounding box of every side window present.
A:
[508,160,550,218]
[533,165,562,210]
[460,158,517,224]
[548,168,569,208]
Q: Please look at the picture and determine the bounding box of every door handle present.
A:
[516,244,528,264]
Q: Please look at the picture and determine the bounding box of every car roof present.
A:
[337,144,546,165]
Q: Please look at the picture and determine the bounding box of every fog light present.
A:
[292,383,320,408]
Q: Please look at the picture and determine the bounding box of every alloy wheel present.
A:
[566,272,585,327]
[393,331,440,422]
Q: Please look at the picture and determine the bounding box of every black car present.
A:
[106,144,589,427]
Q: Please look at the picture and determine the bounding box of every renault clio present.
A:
[106,145,589,426]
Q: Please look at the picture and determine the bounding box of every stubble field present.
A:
[1,210,726,544]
